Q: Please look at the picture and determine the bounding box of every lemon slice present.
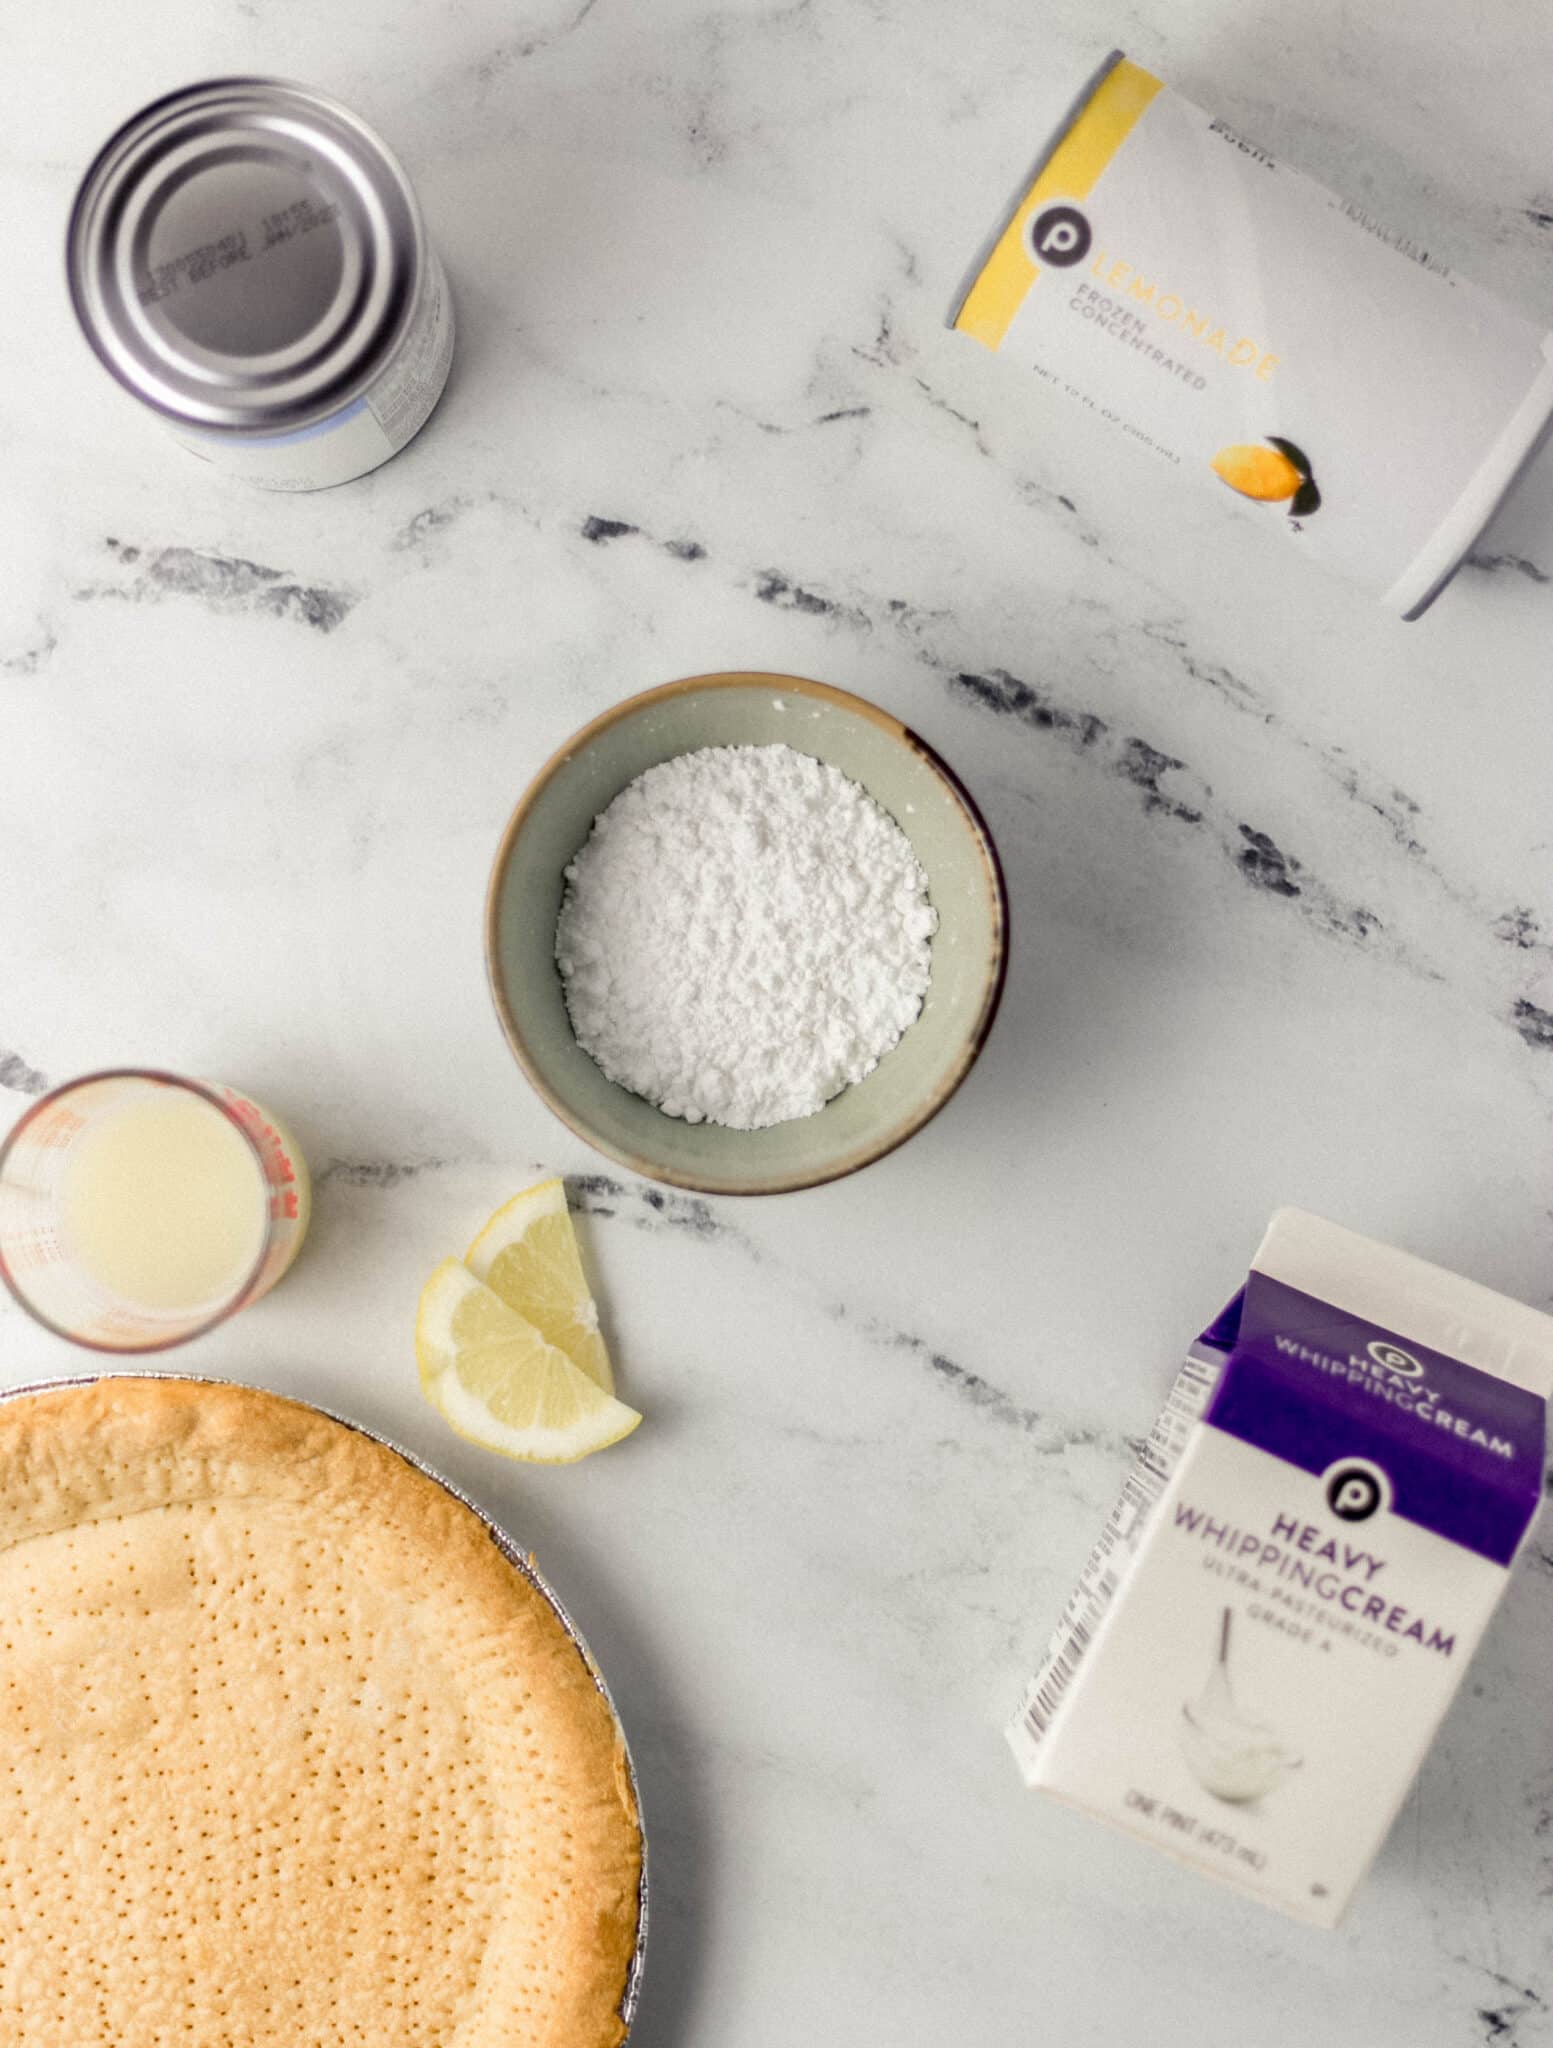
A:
[466,1179,614,1395]
[416,1259,641,1464]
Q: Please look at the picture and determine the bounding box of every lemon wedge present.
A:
[466,1178,614,1394]
[416,1258,641,1464]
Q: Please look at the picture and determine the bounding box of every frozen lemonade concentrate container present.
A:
[950,53,1553,617]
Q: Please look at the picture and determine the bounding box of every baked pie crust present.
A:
[0,1378,642,2046]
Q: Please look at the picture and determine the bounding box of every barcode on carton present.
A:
[1007,1349,1222,1774]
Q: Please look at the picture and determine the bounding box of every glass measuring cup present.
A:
[0,1070,311,1353]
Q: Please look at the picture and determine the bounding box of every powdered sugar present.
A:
[555,744,937,1129]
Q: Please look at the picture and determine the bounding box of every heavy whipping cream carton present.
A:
[950,54,1553,616]
[1010,1210,1553,1926]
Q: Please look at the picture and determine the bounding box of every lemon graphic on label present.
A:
[1212,437,1321,518]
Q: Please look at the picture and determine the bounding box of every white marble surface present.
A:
[5,2,1553,2042]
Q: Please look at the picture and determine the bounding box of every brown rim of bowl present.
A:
[483,670,1010,1197]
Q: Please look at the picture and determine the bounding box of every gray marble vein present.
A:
[950,665,1394,945]
[1494,909,1544,950]
[581,515,707,560]
[752,569,867,628]
[75,540,357,632]
[1444,1961,1550,2048]
[474,0,602,77]
[1511,999,1553,1051]
[314,1157,451,1188]
[1465,550,1551,585]
[564,1164,1133,1457]
[391,499,474,551]
[0,1051,48,1096]
[846,1310,1138,1460]
[567,1170,730,1242]
[376,455,1549,1028]
[1,625,57,676]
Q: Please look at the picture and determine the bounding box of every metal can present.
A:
[67,78,454,491]
[950,52,1553,618]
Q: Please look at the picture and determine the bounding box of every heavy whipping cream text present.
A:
[1005,1210,1552,1927]
[1268,1335,1520,1455]
[1172,1504,1455,1656]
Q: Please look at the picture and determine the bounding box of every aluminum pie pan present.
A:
[0,1370,649,2038]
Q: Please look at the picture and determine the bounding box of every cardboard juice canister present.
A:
[950,53,1553,617]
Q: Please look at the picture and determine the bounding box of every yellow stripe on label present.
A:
[955,58,1164,350]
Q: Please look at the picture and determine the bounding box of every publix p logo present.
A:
[1028,203,1092,268]
[1322,1459,1391,1524]
[1367,1339,1424,1380]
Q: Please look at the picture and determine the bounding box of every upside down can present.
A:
[67,78,454,491]
[949,53,1553,617]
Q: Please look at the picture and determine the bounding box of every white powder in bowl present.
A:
[555,743,937,1130]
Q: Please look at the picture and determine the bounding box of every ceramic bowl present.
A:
[485,671,1007,1196]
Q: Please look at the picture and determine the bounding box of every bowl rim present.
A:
[483,669,1010,1196]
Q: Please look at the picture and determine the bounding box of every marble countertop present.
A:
[5,2,1553,2042]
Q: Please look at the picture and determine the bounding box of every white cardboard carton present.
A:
[1010,1210,1553,1926]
